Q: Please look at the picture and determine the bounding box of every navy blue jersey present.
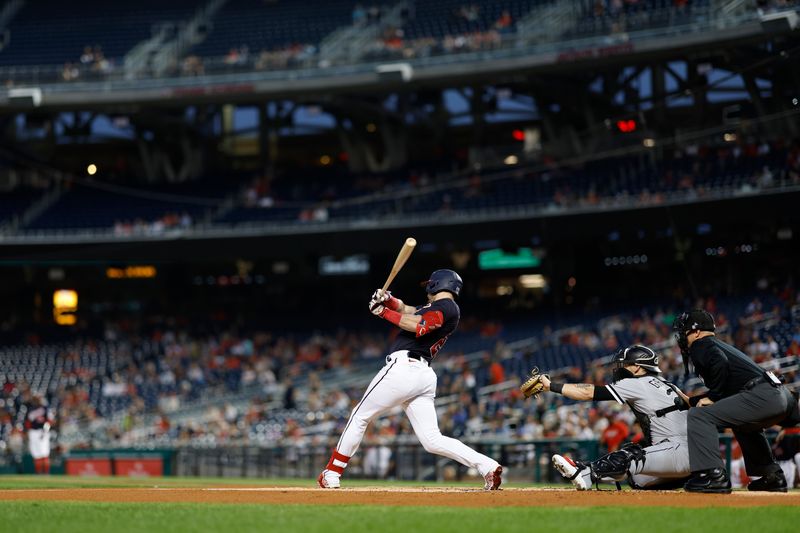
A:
[390,298,460,362]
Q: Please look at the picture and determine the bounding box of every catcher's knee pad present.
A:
[590,443,646,481]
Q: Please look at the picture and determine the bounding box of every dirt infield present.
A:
[1,487,799,508]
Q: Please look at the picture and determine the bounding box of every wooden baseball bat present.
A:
[382,238,417,292]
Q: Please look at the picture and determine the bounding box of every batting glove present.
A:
[371,289,402,311]
[371,288,388,302]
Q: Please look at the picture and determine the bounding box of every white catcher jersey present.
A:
[605,376,687,444]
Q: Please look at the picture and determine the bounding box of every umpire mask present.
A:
[672,309,716,377]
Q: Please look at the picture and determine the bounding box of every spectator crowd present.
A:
[1,278,797,476]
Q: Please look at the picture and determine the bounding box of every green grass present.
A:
[0,502,797,533]
[0,476,798,533]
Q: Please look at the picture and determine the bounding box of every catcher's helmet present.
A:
[424,269,463,296]
[613,344,661,373]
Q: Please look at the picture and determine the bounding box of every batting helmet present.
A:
[424,269,463,296]
[612,344,661,373]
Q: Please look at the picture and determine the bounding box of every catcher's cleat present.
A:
[317,469,341,489]
[484,465,503,490]
[552,455,591,491]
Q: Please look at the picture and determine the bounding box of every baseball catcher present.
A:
[522,345,692,490]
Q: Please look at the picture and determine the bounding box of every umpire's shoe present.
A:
[684,468,732,494]
[747,470,788,493]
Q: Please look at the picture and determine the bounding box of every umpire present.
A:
[673,309,796,493]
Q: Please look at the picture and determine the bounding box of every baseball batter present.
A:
[523,345,691,489]
[318,269,503,490]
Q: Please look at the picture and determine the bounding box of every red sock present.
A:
[34,458,43,474]
[41,457,50,474]
[325,449,350,475]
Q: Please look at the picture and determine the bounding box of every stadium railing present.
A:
[4,180,797,245]
[169,437,601,483]
[0,432,749,481]
[167,434,736,483]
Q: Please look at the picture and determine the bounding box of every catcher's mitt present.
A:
[520,367,549,399]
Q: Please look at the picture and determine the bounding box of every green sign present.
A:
[478,248,541,270]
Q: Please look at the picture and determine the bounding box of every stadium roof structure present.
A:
[0,9,793,109]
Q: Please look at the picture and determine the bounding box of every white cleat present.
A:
[484,465,503,490]
[552,454,590,491]
[317,469,341,489]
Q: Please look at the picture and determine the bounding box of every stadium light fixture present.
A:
[8,87,41,107]
[723,133,737,142]
[53,289,78,326]
[87,164,97,175]
[376,63,413,82]
[504,155,518,165]
[496,285,513,295]
[643,138,655,148]
[759,10,799,33]
[519,274,546,289]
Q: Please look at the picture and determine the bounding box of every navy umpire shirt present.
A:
[689,336,767,401]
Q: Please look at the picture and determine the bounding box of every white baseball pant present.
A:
[335,350,499,477]
[28,428,51,459]
[572,438,691,489]
[629,438,691,488]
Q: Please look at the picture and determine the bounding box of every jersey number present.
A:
[649,378,674,395]
[430,336,449,359]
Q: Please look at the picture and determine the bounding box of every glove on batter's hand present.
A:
[369,296,381,311]
[371,288,390,303]
[520,367,549,399]
[370,301,386,316]
[371,288,402,311]
[370,290,387,312]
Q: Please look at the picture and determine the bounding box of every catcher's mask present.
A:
[611,344,661,382]
[672,309,716,376]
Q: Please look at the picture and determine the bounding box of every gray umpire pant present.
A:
[687,382,792,475]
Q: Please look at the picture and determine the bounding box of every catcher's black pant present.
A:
[687,382,793,475]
